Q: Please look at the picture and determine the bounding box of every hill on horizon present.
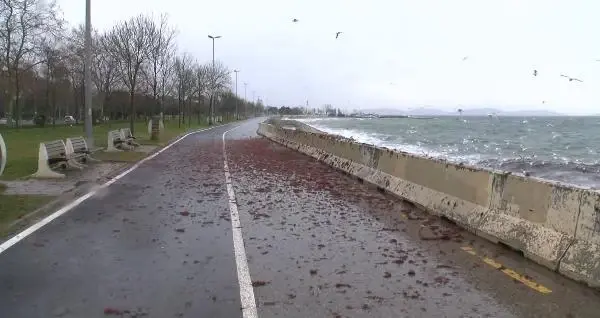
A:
[363,107,564,117]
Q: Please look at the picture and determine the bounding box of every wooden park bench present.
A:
[107,129,133,152]
[120,128,140,147]
[32,140,69,178]
[0,133,6,176]
[65,136,99,168]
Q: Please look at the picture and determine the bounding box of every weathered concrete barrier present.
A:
[257,121,600,287]
[265,117,324,133]
[559,190,600,285]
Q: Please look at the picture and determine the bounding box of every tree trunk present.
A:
[181,98,185,124]
[15,72,21,129]
[197,100,201,124]
[5,69,13,127]
[129,89,135,134]
[208,95,213,125]
[187,99,191,126]
[52,87,57,127]
[177,96,182,128]
[98,91,106,123]
[45,78,51,119]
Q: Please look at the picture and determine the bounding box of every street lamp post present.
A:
[208,35,221,125]
[233,69,239,120]
[84,0,93,147]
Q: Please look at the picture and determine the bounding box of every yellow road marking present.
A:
[461,246,552,294]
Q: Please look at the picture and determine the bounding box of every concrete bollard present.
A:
[150,116,161,141]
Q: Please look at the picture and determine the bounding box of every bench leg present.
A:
[118,143,134,151]
[67,158,86,170]
[33,160,66,178]
[85,154,101,163]
[106,141,124,152]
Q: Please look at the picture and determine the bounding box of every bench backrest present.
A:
[43,140,66,158]
[69,136,88,153]
[120,128,133,139]
[109,130,122,142]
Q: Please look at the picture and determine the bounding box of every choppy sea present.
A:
[296,116,600,188]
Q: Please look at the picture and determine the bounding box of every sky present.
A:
[57,0,600,115]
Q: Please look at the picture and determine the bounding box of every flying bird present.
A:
[292,18,298,23]
[336,31,343,39]
[560,74,583,82]
[533,69,538,76]
[462,56,468,61]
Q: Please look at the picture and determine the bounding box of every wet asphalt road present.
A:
[1,118,600,317]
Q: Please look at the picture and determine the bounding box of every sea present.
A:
[295,116,600,188]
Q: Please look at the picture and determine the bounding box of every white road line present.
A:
[222,125,258,318]
[0,125,224,255]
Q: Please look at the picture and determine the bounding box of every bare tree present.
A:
[106,14,152,133]
[91,31,117,122]
[39,38,62,124]
[63,25,85,121]
[206,60,231,125]
[0,8,260,127]
[173,52,194,127]
[194,63,209,123]
[0,0,63,127]
[144,13,175,116]
[158,51,174,117]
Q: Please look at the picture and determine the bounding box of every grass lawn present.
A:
[0,193,56,234]
[0,117,238,235]
[93,151,147,162]
[0,119,212,180]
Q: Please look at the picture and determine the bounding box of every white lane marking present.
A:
[0,125,226,255]
[222,125,258,318]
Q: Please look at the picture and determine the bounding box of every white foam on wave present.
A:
[303,121,483,164]
[294,117,348,123]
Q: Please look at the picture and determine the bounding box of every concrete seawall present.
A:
[257,120,600,287]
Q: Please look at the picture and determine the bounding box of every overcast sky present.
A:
[57,0,600,114]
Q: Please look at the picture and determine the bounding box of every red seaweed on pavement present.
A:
[434,276,450,285]
[252,280,269,287]
[335,283,352,288]
[103,307,123,315]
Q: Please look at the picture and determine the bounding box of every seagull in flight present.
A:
[292,18,298,23]
[336,31,343,39]
[560,74,583,82]
[462,56,468,61]
[533,69,538,76]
